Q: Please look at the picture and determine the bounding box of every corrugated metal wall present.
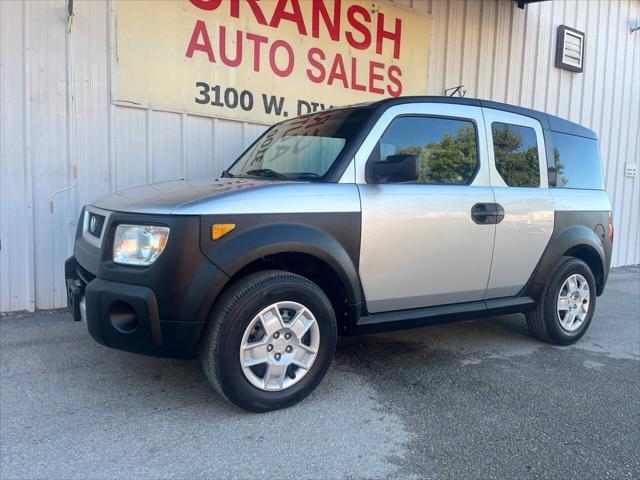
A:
[1,0,638,312]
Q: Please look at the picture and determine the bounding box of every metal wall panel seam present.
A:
[445,0,459,89]
[554,0,568,117]
[107,0,116,194]
[526,3,541,108]
[624,9,640,264]
[613,0,634,266]
[621,0,639,266]
[145,109,151,183]
[459,0,467,88]
[473,0,483,96]
[598,2,614,182]
[180,113,187,178]
[590,1,606,139]
[461,0,480,98]
[489,0,500,100]
[543,0,557,114]
[496,0,514,102]
[425,4,433,91]
[22,0,36,312]
[627,44,640,264]
[443,0,451,91]
[513,3,528,105]
[533,1,545,108]
[540,0,552,113]
[570,0,586,123]
[605,2,624,265]
[577,0,593,125]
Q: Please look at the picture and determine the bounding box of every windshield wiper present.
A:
[244,168,288,180]
[290,172,322,179]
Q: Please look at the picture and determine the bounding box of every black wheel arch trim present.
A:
[525,211,611,299]
[200,217,364,310]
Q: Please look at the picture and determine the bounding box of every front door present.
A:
[355,103,496,313]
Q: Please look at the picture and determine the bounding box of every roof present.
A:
[367,96,598,140]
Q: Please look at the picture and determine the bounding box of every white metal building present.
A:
[1,0,639,312]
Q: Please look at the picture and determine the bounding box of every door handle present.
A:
[471,203,505,225]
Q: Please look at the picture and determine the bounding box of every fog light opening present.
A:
[109,301,138,333]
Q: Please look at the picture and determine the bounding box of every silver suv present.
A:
[65,97,612,412]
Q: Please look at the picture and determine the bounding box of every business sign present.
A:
[113,0,430,124]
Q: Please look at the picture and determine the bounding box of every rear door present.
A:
[481,108,554,298]
[356,103,496,313]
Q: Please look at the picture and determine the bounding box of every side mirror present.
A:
[368,154,419,183]
[547,166,557,187]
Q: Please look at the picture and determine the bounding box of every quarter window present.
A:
[551,132,604,190]
[491,122,540,187]
[376,116,479,185]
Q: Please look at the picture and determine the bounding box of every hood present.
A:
[90,178,279,214]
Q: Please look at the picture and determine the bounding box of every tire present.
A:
[199,270,337,412]
[526,256,597,345]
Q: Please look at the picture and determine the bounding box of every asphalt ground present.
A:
[1,267,638,479]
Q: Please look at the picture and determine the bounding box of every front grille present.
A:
[87,212,105,238]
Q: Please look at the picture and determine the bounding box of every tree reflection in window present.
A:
[380,117,478,185]
[553,147,568,186]
[491,122,540,187]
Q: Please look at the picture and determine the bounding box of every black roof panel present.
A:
[546,114,597,139]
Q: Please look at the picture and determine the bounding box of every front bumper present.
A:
[65,209,229,358]
[66,256,210,357]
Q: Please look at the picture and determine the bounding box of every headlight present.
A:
[113,225,170,266]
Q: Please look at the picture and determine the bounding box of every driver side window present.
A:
[377,116,479,185]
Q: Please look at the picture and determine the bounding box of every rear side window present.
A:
[551,132,604,189]
[491,122,540,187]
[377,116,479,185]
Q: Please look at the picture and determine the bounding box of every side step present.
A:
[354,296,536,335]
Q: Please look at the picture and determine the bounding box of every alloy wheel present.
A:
[239,301,320,391]
[556,273,590,332]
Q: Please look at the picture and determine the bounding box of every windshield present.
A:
[227,108,370,180]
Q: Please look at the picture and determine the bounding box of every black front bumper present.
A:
[65,210,229,359]
[66,255,223,358]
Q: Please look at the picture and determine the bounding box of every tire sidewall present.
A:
[217,277,337,412]
[544,259,596,344]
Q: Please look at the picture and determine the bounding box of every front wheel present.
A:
[526,256,597,345]
[200,270,337,412]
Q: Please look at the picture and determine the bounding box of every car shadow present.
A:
[336,313,539,362]
[9,311,540,418]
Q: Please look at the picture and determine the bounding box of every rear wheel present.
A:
[200,270,337,412]
[526,256,596,345]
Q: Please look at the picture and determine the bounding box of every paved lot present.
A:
[1,267,638,479]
